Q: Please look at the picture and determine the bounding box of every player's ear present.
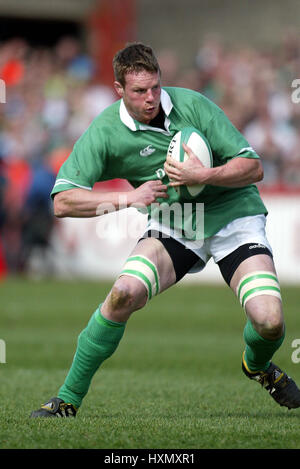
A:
[114,81,124,98]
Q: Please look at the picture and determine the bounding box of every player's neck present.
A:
[148,105,165,130]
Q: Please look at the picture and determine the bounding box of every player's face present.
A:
[114,71,161,124]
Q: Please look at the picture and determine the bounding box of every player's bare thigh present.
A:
[230,254,284,339]
[101,237,176,322]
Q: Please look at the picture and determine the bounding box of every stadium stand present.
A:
[0,2,299,275]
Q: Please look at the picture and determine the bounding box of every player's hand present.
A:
[129,180,168,207]
[164,143,208,187]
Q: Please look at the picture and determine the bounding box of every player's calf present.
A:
[236,269,283,374]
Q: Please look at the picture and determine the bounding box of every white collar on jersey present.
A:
[119,88,173,134]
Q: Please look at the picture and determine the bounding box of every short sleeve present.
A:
[51,122,107,198]
[205,107,260,164]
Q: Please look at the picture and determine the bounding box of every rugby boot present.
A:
[30,397,77,418]
[242,352,300,409]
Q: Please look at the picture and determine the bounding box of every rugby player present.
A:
[31,42,300,417]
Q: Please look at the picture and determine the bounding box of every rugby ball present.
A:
[167,127,212,198]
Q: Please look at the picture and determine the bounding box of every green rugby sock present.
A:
[58,305,126,409]
[243,319,285,372]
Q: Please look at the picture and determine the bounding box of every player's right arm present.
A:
[53,180,168,218]
[51,113,168,218]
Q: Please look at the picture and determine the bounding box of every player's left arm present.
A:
[165,99,264,189]
[165,146,263,188]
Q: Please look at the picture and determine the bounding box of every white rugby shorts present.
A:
[146,214,272,274]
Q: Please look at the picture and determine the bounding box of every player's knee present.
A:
[108,277,147,314]
[251,305,284,340]
[259,314,284,339]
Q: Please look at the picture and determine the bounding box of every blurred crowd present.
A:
[0,36,116,275]
[158,30,300,189]
[0,32,299,276]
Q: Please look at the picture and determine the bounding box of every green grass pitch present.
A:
[1,277,300,449]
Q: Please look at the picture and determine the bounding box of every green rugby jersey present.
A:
[51,87,267,240]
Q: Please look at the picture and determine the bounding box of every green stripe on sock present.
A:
[241,286,281,308]
[127,255,159,295]
[121,268,153,299]
[238,273,278,302]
